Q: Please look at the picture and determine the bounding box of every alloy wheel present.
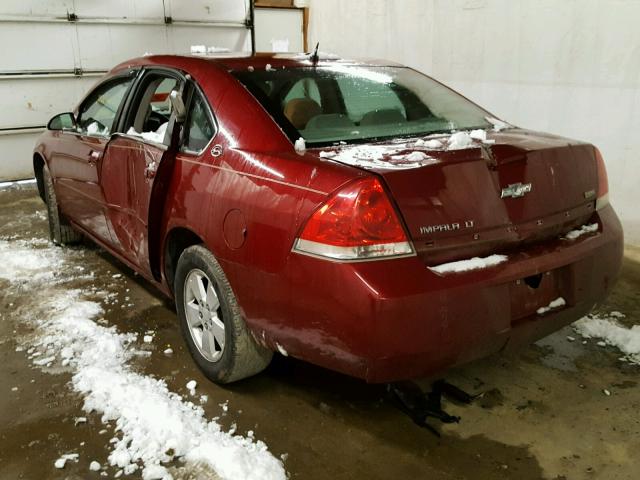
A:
[183,268,225,362]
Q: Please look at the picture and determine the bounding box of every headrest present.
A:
[284,98,322,130]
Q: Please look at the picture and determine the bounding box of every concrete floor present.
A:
[1,186,639,480]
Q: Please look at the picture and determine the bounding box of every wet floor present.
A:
[1,186,639,480]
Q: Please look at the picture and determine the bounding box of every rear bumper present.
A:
[252,205,623,383]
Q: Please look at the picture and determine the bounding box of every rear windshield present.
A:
[233,66,495,147]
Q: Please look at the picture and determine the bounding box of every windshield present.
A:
[233,66,496,146]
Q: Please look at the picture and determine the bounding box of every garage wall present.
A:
[0,0,251,181]
[308,0,640,244]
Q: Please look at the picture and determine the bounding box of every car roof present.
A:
[114,52,406,73]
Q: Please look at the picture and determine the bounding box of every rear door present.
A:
[50,73,135,243]
[99,69,183,275]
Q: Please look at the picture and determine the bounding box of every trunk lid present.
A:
[314,129,599,265]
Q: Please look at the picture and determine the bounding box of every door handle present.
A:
[88,150,101,165]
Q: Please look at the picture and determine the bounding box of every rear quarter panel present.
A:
[158,60,361,341]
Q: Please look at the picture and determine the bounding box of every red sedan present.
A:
[33,53,623,384]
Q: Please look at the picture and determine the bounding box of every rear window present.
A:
[233,66,495,147]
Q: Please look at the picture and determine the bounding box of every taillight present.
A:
[293,177,414,260]
[595,147,609,210]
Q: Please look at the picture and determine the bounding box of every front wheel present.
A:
[175,245,272,383]
[42,165,82,245]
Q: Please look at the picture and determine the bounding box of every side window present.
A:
[182,90,215,153]
[127,74,179,142]
[77,77,132,136]
[336,76,405,123]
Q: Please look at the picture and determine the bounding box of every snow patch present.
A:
[293,51,340,61]
[127,123,167,145]
[395,151,429,162]
[447,131,475,150]
[87,122,109,136]
[563,223,599,241]
[319,144,437,170]
[190,45,229,55]
[574,312,640,365]
[294,137,306,154]
[430,254,508,275]
[54,453,79,469]
[536,297,566,315]
[414,138,443,149]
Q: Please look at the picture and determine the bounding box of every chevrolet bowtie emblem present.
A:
[501,182,532,199]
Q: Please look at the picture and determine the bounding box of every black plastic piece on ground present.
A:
[388,380,476,436]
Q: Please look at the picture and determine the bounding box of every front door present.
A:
[50,74,134,244]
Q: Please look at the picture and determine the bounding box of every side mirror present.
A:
[169,90,186,123]
[48,112,77,131]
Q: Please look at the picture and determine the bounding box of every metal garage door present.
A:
[0,0,251,181]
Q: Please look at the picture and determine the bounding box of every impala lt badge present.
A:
[501,182,532,199]
[420,220,474,235]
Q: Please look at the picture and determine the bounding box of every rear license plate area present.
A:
[510,267,571,323]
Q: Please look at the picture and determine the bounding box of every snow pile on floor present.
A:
[429,254,508,275]
[0,238,66,282]
[574,312,640,365]
[54,453,79,469]
[563,223,599,241]
[1,240,285,480]
[536,297,566,315]
[0,178,37,189]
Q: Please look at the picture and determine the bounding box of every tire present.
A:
[175,245,273,383]
[43,165,82,245]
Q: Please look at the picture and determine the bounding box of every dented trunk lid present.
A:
[316,129,599,265]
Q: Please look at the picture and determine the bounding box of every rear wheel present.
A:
[43,165,82,245]
[175,245,272,383]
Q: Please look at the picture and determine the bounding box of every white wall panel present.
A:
[0,0,73,17]
[0,76,98,129]
[255,8,304,53]
[0,131,43,180]
[0,23,77,72]
[0,0,253,181]
[167,25,251,54]
[308,0,640,244]
[75,23,169,70]
[166,0,249,23]
[74,1,165,21]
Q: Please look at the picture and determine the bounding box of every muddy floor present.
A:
[1,185,638,480]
